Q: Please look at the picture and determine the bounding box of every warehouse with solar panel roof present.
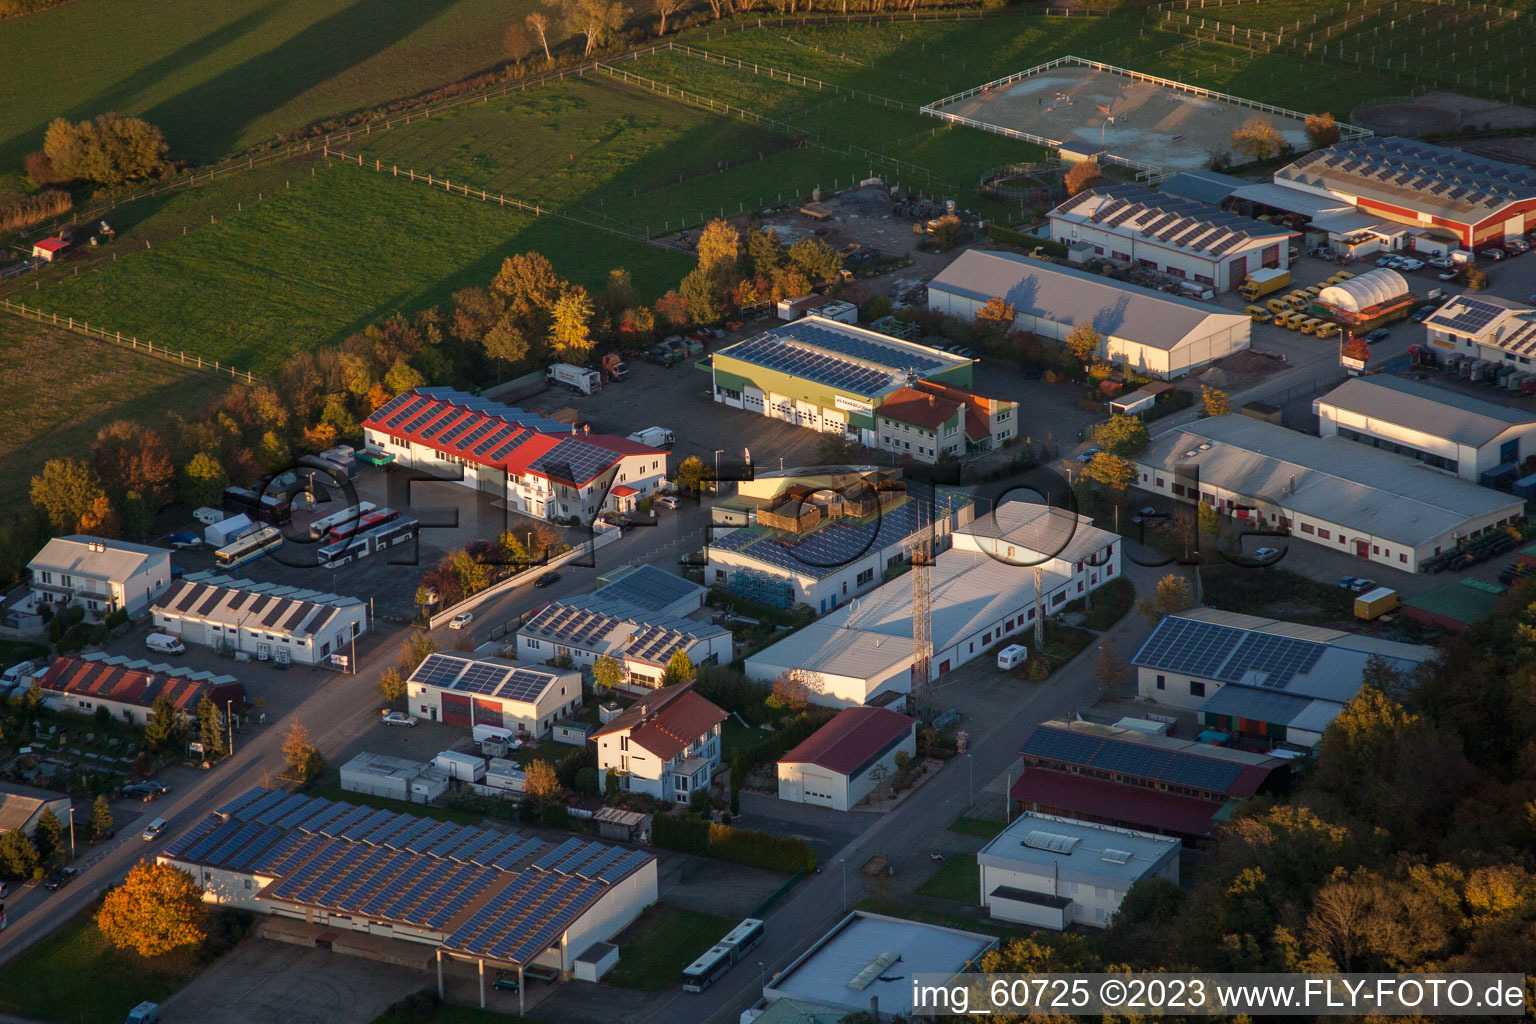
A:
[406,652,582,738]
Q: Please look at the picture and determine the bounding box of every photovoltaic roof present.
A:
[1020,726,1244,793]
[407,652,564,704]
[715,319,965,399]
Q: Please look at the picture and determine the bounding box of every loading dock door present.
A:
[442,693,473,727]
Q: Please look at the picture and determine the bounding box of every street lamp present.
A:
[839,857,847,912]
[966,753,974,808]
[758,961,765,990]
[226,699,235,757]
[713,449,724,495]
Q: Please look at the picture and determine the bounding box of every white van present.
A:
[996,644,1029,671]
[145,633,185,656]
[142,818,167,841]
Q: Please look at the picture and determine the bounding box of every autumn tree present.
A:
[787,237,843,283]
[44,113,170,186]
[1094,645,1127,699]
[91,795,115,842]
[93,421,174,507]
[97,860,207,958]
[77,493,121,539]
[1094,413,1149,456]
[1305,112,1341,150]
[526,11,553,61]
[654,0,686,35]
[564,0,630,56]
[664,647,696,685]
[1231,116,1284,163]
[1197,501,1221,539]
[1081,452,1135,494]
[181,452,228,509]
[282,722,324,782]
[197,695,226,760]
[1137,573,1195,624]
[973,297,1016,343]
[525,759,561,800]
[675,455,709,492]
[503,22,532,60]
[677,269,721,324]
[1065,323,1101,363]
[550,285,595,362]
[144,694,183,753]
[771,669,817,710]
[1065,158,1103,196]
[377,668,407,706]
[0,829,38,881]
[29,458,105,533]
[592,655,624,692]
[1201,385,1234,418]
[746,227,785,276]
[492,252,564,336]
[399,631,438,674]
[697,218,741,286]
[1342,334,1371,362]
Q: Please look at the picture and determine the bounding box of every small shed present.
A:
[593,806,650,843]
[573,941,620,982]
[1108,383,1171,417]
[598,701,624,724]
[31,238,68,263]
[433,750,485,783]
[552,720,592,746]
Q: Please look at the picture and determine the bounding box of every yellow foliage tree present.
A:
[1201,386,1234,418]
[1231,116,1284,163]
[97,860,206,958]
[525,759,561,800]
[1064,158,1103,196]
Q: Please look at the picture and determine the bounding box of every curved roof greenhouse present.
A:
[1318,269,1409,313]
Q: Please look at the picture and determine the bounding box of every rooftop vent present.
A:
[847,951,902,991]
[1023,830,1081,854]
[1102,849,1133,865]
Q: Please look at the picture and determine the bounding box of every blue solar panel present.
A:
[445,831,502,864]
[401,404,444,434]
[472,425,518,457]
[406,822,459,854]
[277,797,331,830]
[214,787,265,819]
[383,818,439,851]
[473,833,530,868]
[233,788,289,822]
[432,413,478,445]
[364,814,416,848]
[255,793,310,827]
[491,837,543,871]
[320,805,372,836]
[163,816,219,858]
[226,829,283,871]
[340,808,396,843]
[383,395,432,428]
[572,846,625,880]
[594,850,649,884]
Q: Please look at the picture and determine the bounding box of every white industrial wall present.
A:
[559,861,659,973]
[1136,666,1221,710]
[777,761,849,810]
[1317,403,1536,483]
[980,857,1176,929]
[408,680,579,738]
[340,768,413,801]
[986,889,1069,929]
[172,861,274,911]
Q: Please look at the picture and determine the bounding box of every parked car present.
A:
[1252,547,1280,561]
[42,867,77,891]
[1075,447,1102,464]
[121,783,156,801]
[142,780,170,796]
[1397,257,1424,271]
[656,496,680,510]
[382,712,416,727]
[1338,575,1362,589]
[1427,255,1454,269]
[1410,305,1438,323]
[448,612,473,630]
[1479,248,1506,261]
[1438,271,1459,281]
[1350,578,1377,592]
[1375,255,1400,267]
[1365,328,1391,344]
[1131,506,1168,524]
[533,572,561,588]
[0,880,10,899]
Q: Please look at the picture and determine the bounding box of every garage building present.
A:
[927,250,1250,380]
[39,653,245,727]
[1134,415,1526,572]
[777,706,916,811]
[1048,184,1294,292]
[0,782,72,839]
[407,652,581,738]
[150,572,368,665]
[977,812,1180,930]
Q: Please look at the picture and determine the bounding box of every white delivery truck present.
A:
[547,362,602,395]
[145,633,186,655]
[626,427,676,449]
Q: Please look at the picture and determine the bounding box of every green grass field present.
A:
[916,853,979,902]
[606,904,733,991]
[0,0,561,169]
[29,162,692,374]
[947,815,1005,839]
[0,316,229,516]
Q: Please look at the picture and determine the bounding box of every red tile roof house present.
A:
[590,683,726,803]
[39,653,247,727]
[777,706,916,811]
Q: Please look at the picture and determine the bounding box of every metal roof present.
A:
[1228,182,1354,219]
[152,573,362,640]
[28,536,168,583]
[1318,376,1535,448]
[745,617,914,683]
[714,317,971,399]
[1019,718,1284,795]
[1052,184,1291,260]
[1138,415,1524,548]
[1197,685,1344,736]
[977,812,1178,887]
[928,249,1247,352]
[1156,169,1250,206]
[1423,294,1536,357]
[953,502,1116,567]
[581,564,704,619]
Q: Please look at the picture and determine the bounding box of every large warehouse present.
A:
[150,572,368,666]
[1315,375,1536,484]
[1132,608,1435,747]
[1267,136,1536,249]
[1134,415,1525,572]
[160,787,657,1006]
[745,502,1121,706]
[362,387,668,523]
[1048,184,1294,291]
[709,317,977,447]
[927,250,1250,379]
[406,652,582,738]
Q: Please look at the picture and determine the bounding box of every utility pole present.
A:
[1034,566,1045,649]
[909,496,933,722]
[226,699,235,757]
[68,806,75,862]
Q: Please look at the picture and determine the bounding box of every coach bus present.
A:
[214,526,283,569]
[327,507,397,543]
[680,944,735,993]
[362,515,417,552]
[307,501,377,540]
[221,486,292,526]
[720,918,764,963]
[317,516,417,567]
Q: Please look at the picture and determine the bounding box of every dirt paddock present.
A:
[1352,91,1536,139]
[927,63,1311,173]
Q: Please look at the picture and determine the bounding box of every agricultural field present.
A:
[0,0,551,169]
[0,316,228,518]
[28,163,692,375]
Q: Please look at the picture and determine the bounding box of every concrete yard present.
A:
[929,63,1312,172]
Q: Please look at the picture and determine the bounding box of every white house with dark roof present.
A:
[1315,375,1536,483]
[27,536,172,617]
[406,652,581,738]
[589,683,727,802]
[927,249,1250,379]
[1048,183,1293,291]
[150,572,367,666]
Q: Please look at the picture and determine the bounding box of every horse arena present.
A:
[926,63,1313,174]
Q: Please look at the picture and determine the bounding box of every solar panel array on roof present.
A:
[1021,726,1244,792]
[530,439,619,486]
[1281,137,1536,215]
[1058,185,1286,258]
[408,653,561,704]
[1432,296,1504,334]
[420,411,463,442]
[383,395,431,428]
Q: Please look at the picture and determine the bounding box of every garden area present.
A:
[1201,562,1354,626]
[606,904,733,991]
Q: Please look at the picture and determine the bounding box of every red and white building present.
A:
[1271,137,1536,250]
[777,706,916,811]
[39,653,246,726]
[590,683,727,803]
[362,388,668,523]
[31,238,67,262]
[405,652,581,738]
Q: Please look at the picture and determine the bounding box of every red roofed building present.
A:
[31,238,68,262]
[875,387,965,464]
[777,706,916,811]
[590,683,727,803]
[39,653,247,727]
[911,380,1018,454]
[362,388,668,523]
[1010,719,1288,844]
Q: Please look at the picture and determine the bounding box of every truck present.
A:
[600,352,629,382]
[1238,267,1292,302]
[626,427,675,449]
[1354,587,1400,621]
[547,362,602,395]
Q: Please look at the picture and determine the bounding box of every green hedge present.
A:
[987,225,1068,259]
[730,709,834,810]
[652,815,816,873]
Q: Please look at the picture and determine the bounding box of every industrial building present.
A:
[0,782,72,839]
[590,683,727,802]
[362,387,668,523]
[759,912,997,1020]
[776,706,916,812]
[158,787,657,1008]
[150,572,368,666]
[977,812,1180,930]
[339,751,450,804]
[1132,608,1435,747]
[706,470,974,614]
[708,317,977,448]
[1314,376,1536,484]
[1133,415,1526,572]
[38,653,245,726]
[1048,183,1294,291]
[27,536,172,618]
[927,250,1250,379]
[1156,169,1250,206]
[406,653,581,738]
[1422,293,1536,368]
[515,566,729,690]
[1011,719,1289,842]
[745,502,1121,706]
[1266,136,1536,249]
[1401,578,1509,632]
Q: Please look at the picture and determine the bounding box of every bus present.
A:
[720,918,764,962]
[214,526,283,569]
[328,507,397,543]
[307,501,377,540]
[222,486,292,526]
[317,516,417,567]
[680,944,734,993]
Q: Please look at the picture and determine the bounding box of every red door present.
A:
[1355,540,1370,559]
[938,660,951,675]
[441,693,472,727]
[1230,255,1247,284]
